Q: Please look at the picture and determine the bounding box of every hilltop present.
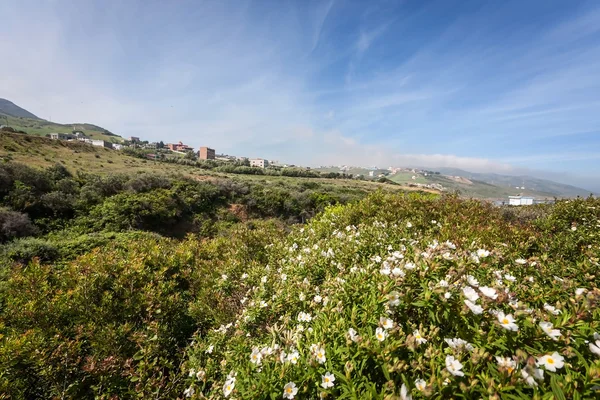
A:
[0,98,123,143]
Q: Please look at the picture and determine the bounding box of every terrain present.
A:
[0,98,122,143]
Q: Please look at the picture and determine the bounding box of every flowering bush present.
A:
[184,193,600,399]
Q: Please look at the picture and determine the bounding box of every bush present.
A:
[0,208,38,242]
[1,237,59,263]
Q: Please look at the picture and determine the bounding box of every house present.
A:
[112,143,123,150]
[199,146,216,160]
[167,141,193,152]
[73,132,89,141]
[50,133,74,140]
[508,196,534,206]
[249,158,269,168]
[91,140,113,149]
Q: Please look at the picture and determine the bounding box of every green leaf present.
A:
[550,375,566,400]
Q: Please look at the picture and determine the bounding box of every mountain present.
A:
[0,98,40,119]
[0,98,123,143]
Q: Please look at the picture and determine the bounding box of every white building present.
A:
[112,143,123,150]
[508,196,534,206]
[250,158,269,168]
[368,171,374,177]
[91,140,113,149]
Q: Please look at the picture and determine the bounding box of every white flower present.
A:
[521,367,544,387]
[321,372,335,388]
[445,355,464,376]
[462,286,480,302]
[188,368,196,377]
[438,279,449,287]
[313,295,322,303]
[504,274,516,282]
[479,286,498,300]
[590,341,600,356]
[400,383,412,400]
[544,303,562,315]
[297,312,312,322]
[250,348,262,365]
[241,273,249,279]
[476,249,490,258]
[464,300,484,314]
[314,347,326,364]
[445,338,474,352]
[471,254,480,264]
[571,226,577,231]
[286,351,300,364]
[388,291,400,306]
[444,292,452,299]
[283,382,298,399]
[442,252,453,260]
[299,292,306,301]
[539,321,561,341]
[445,240,456,249]
[206,345,214,354]
[404,262,416,270]
[391,267,405,277]
[495,356,517,373]
[515,258,527,265]
[259,300,268,308]
[196,370,206,380]
[413,329,427,345]
[223,378,235,397]
[221,274,228,281]
[575,288,587,296]
[281,273,287,281]
[415,378,426,391]
[406,221,413,228]
[536,352,564,372]
[380,317,395,330]
[348,328,359,342]
[380,267,391,276]
[184,386,195,397]
[375,327,388,342]
[497,312,519,331]
[466,275,479,287]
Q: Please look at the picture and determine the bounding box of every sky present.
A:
[1,0,600,191]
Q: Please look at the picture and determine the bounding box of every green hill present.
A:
[0,98,123,143]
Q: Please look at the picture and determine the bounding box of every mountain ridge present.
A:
[0,98,40,120]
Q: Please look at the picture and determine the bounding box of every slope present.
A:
[0,98,40,119]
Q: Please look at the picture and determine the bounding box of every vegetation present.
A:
[0,162,598,398]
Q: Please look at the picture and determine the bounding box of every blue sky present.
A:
[2,0,600,190]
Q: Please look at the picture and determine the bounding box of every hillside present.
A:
[0,98,40,119]
[0,98,123,143]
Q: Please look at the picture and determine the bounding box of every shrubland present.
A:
[0,164,599,398]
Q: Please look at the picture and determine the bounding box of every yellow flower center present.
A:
[508,367,514,373]
[325,377,330,382]
[502,318,509,324]
[227,385,232,390]
[547,358,554,364]
[318,352,323,357]
[286,388,292,393]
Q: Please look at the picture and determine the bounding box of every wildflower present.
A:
[279,351,287,363]
[464,300,484,315]
[571,226,577,231]
[250,348,262,365]
[415,378,426,391]
[206,345,214,354]
[413,329,427,345]
[537,352,564,372]
[543,303,561,315]
[400,383,412,400]
[539,321,561,341]
[504,274,516,282]
[348,328,359,342]
[261,276,267,283]
[575,288,587,296]
[221,274,228,281]
[515,259,527,265]
[184,386,195,397]
[259,300,268,308]
[404,262,416,270]
[445,355,464,376]
[375,327,388,342]
[241,273,249,279]
[466,275,479,287]
[188,368,196,377]
[470,254,480,264]
[287,350,300,364]
[438,279,449,287]
[380,317,395,330]
[297,312,312,322]
[380,266,391,276]
[388,291,400,306]
[314,347,326,364]
[590,337,600,356]
[462,286,479,302]
[444,292,452,299]
[392,267,405,277]
[281,273,287,281]
[321,372,335,389]
[299,292,306,301]
[495,356,517,374]
[445,240,456,249]
[223,378,235,397]
[477,249,490,258]
[479,286,498,299]
[445,338,474,351]
[196,370,206,380]
[406,221,413,228]
[283,382,298,399]
[497,312,519,331]
[314,295,322,303]
[442,252,453,260]
[521,367,544,387]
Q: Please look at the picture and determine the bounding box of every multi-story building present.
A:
[198,146,216,160]
[168,141,193,152]
[91,140,113,149]
[249,158,269,168]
